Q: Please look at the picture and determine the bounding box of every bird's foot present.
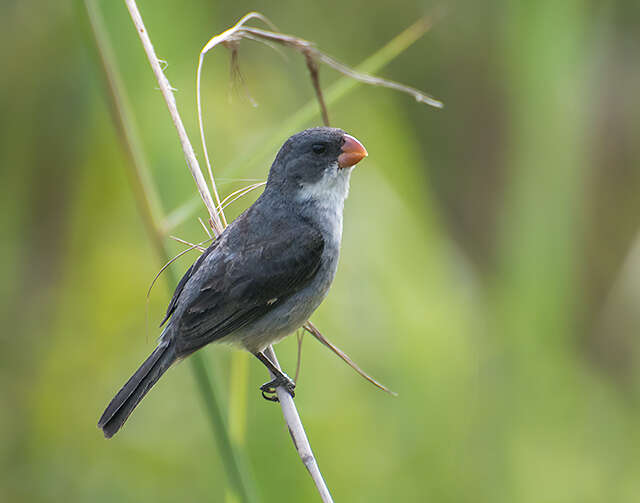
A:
[260,373,296,402]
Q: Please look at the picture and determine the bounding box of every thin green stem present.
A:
[228,352,250,444]
[83,2,258,502]
[82,0,165,260]
[191,355,257,503]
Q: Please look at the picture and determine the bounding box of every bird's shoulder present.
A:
[197,204,326,295]
[160,202,324,327]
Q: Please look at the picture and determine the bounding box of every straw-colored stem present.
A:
[124,0,224,235]
[84,2,257,502]
[263,346,334,503]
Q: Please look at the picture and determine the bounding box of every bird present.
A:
[98,127,368,438]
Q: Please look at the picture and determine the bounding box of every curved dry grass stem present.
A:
[198,217,213,239]
[169,234,207,252]
[215,181,266,214]
[196,12,442,227]
[124,0,224,236]
[304,321,397,396]
[241,25,444,109]
[166,16,438,233]
[197,15,442,136]
[147,237,213,298]
[197,12,278,231]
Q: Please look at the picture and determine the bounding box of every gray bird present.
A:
[98,127,367,438]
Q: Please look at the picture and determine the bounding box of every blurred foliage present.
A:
[1,0,640,502]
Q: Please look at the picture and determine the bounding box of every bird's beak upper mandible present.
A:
[338,134,368,169]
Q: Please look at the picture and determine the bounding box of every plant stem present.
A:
[83,2,258,502]
[124,0,223,235]
[263,347,334,503]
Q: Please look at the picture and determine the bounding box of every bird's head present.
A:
[266,127,367,204]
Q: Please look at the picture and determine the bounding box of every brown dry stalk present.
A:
[197,12,442,227]
[237,24,443,110]
[303,51,330,126]
[304,321,397,396]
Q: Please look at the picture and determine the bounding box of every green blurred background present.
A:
[2,0,640,501]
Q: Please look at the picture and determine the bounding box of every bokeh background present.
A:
[2,1,640,501]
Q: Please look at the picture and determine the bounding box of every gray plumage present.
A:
[98,127,366,438]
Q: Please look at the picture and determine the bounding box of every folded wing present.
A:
[171,222,324,355]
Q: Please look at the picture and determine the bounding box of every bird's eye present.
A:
[312,144,326,154]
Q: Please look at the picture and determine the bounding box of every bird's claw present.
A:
[260,374,295,402]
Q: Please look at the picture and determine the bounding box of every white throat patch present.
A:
[297,162,351,210]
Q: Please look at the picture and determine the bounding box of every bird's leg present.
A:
[253,351,296,402]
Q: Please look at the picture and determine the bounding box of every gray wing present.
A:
[171,223,324,355]
[159,240,219,327]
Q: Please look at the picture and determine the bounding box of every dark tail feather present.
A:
[98,342,176,438]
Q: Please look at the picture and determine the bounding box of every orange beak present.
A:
[338,134,368,169]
